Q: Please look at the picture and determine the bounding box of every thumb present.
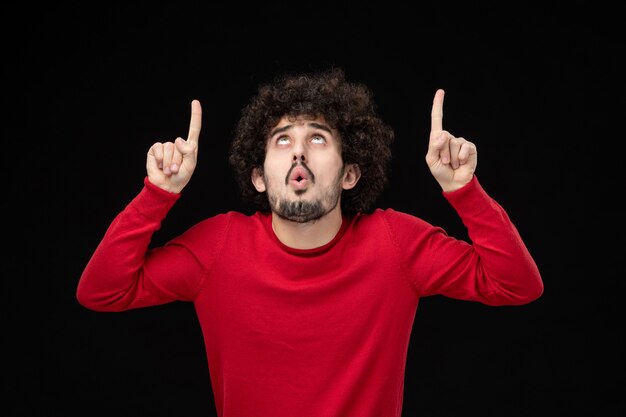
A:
[175,137,198,160]
[426,131,448,167]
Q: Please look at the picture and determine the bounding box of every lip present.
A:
[285,162,315,191]
[290,178,309,190]
[289,166,309,182]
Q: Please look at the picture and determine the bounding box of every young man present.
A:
[77,68,543,417]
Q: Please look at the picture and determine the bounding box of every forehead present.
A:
[271,115,330,130]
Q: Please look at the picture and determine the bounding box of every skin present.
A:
[426,89,477,192]
[147,99,202,193]
[251,116,360,249]
[146,89,477,248]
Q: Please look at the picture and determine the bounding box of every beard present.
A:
[265,166,344,223]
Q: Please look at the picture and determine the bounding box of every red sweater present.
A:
[77,176,543,417]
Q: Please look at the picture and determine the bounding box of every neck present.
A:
[271,205,344,249]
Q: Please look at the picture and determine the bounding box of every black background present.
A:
[4,2,622,416]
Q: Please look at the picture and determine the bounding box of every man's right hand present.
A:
[146,99,202,193]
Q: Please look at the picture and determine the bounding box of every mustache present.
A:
[285,161,316,185]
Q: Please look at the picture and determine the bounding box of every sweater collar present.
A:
[258,211,356,256]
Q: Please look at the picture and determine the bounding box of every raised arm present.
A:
[407,90,543,304]
[76,100,206,311]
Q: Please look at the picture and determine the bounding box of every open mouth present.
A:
[290,175,309,190]
[286,163,314,186]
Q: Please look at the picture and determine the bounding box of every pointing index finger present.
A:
[430,89,445,137]
[187,99,202,144]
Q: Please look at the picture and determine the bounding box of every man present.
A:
[77,68,543,417]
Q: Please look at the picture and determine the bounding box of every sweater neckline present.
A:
[260,211,355,256]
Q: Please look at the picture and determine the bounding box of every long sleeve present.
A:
[76,177,207,311]
[385,175,543,306]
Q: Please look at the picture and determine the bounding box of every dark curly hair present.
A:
[228,67,394,215]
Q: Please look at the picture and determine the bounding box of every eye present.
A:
[310,135,326,144]
[276,136,290,145]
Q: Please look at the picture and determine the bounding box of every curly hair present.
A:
[228,67,395,215]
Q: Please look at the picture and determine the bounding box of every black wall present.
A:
[5,2,622,416]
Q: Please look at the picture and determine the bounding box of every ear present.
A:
[342,163,361,190]
[251,167,266,192]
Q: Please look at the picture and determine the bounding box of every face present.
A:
[251,115,360,223]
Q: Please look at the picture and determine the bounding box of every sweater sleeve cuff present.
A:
[126,177,182,220]
[442,175,494,217]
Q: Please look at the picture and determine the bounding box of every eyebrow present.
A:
[269,122,333,138]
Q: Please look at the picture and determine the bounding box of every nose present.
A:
[292,139,307,163]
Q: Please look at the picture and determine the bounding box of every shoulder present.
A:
[192,210,267,232]
[171,211,268,248]
[357,208,430,225]
[351,208,436,235]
